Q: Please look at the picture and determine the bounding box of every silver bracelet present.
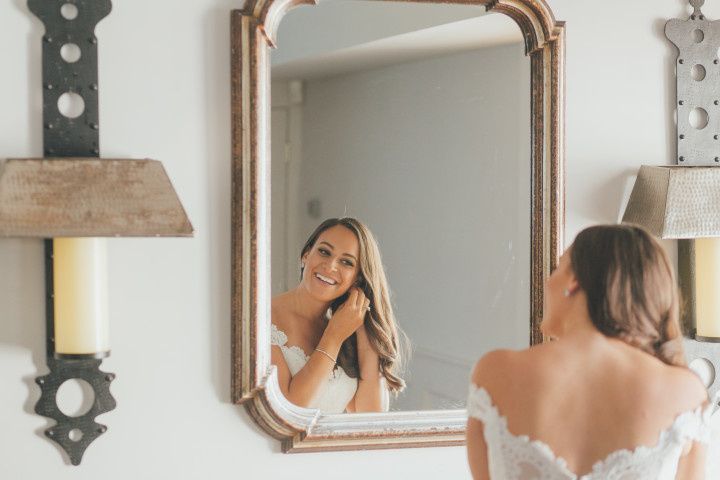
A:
[314,348,336,364]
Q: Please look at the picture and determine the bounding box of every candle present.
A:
[53,237,109,356]
[695,237,720,340]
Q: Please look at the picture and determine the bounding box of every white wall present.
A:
[0,0,708,478]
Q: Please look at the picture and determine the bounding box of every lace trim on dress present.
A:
[271,323,311,362]
[271,323,347,380]
[467,383,714,480]
[271,323,288,346]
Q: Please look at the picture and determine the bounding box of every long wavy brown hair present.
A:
[301,217,406,392]
[570,223,686,367]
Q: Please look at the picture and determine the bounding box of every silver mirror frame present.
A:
[231,0,565,452]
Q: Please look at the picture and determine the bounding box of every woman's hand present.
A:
[325,287,370,344]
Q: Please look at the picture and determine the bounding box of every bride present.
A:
[467,224,714,479]
[271,217,405,413]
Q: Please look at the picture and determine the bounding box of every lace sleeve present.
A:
[467,384,499,423]
[675,392,720,446]
[271,324,288,347]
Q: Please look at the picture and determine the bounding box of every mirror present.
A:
[232,0,565,452]
[270,2,530,412]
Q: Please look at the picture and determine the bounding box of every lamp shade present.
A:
[0,158,193,237]
[622,165,720,239]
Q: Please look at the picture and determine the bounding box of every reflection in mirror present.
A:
[270,1,529,412]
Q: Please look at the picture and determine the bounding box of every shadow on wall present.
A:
[202,5,280,451]
[571,166,638,225]
[0,239,58,450]
[202,4,233,406]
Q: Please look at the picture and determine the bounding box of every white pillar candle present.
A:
[695,237,720,340]
[53,237,109,355]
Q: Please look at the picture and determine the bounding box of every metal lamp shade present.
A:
[622,165,720,239]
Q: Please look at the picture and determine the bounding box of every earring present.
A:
[563,288,571,297]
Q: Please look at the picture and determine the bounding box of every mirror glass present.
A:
[270,0,529,411]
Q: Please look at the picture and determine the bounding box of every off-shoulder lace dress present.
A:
[271,323,358,414]
[467,384,715,480]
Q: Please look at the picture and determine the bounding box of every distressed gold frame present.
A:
[231,0,565,452]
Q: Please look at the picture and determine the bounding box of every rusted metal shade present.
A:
[622,165,720,239]
[0,158,193,237]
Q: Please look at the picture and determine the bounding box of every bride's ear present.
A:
[566,275,581,296]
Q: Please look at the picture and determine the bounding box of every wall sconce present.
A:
[624,166,720,343]
[0,0,193,465]
[623,0,720,400]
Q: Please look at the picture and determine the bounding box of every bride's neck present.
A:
[556,294,602,341]
[290,286,331,328]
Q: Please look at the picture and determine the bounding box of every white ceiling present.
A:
[272,14,523,81]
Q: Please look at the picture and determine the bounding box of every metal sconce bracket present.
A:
[11,0,192,465]
[666,0,720,165]
[35,358,116,466]
[28,0,111,156]
[28,0,115,465]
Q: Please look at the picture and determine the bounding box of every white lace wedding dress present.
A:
[467,384,716,480]
[271,324,358,413]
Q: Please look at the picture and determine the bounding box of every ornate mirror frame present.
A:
[231,0,565,452]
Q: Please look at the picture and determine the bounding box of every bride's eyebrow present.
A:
[319,241,357,261]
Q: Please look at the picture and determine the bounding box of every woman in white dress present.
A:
[271,217,405,414]
[467,224,714,479]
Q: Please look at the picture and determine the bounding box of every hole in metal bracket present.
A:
[68,429,83,442]
[61,3,78,20]
[60,43,81,63]
[56,379,95,417]
[689,107,709,129]
[57,92,85,118]
[692,64,707,81]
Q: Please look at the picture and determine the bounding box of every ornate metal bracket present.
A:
[35,358,116,466]
[27,0,116,465]
[28,0,111,156]
[666,0,720,165]
[664,0,720,406]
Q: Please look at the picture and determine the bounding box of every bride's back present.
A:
[467,225,710,479]
[475,335,707,476]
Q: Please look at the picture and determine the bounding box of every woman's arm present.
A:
[675,441,707,480]
[467,418,490,480]
[272,332,343,408]
[466,351,510,480]
[348,324,388,412]
[273,288,368,409]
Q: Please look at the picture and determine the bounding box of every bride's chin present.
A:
[304,284,339,303]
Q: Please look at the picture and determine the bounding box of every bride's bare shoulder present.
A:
[470,343,563,389]
[657,363,708,409]
[471,348,529,387]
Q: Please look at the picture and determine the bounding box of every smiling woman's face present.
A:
[301,225,361,303]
